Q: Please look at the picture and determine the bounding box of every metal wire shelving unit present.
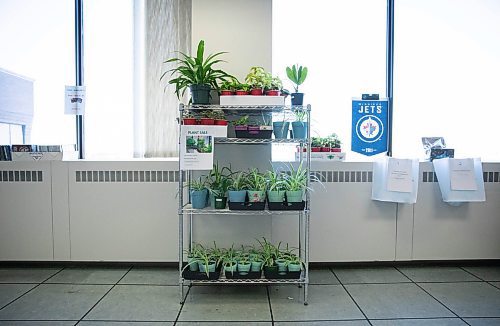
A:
[178,103,311,305]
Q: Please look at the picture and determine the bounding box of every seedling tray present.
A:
[268,201,305,211]
[182,264,221,280]
[234,130,273,139]
[224,271,262,279]
[264,269,301,280]
[228,201,266,210]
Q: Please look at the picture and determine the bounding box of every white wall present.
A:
[192,0,272,81]
[2,160,500,262]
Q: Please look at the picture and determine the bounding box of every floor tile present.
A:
[179,285,271,322]
[371,318,467,325]
[419,282,500,317]
[490,282,500,289]
[0,322,76,325]
[398,267,481,282]
[462,267,500,281]
[0,284,111,320]
[309,268,339,284]
[0,268,62,283]
[333,267,409,284]
[118,267,178,285]
[176,322,271,325]
[269,285,364,321]
[0,284,36,308]
[84,285,180,322]
[464,318,500,326]
[79,322,172,325]
[46,267,129,284]
[274,321,369,325]
[345,283,453,319]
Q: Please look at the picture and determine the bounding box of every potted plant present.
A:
[232,115,250,137]
[258,114,273,139]
[196,244,219,277]
[182,111,197,125]
[324,133,342,152]
[246,169,267,203]
[245,66,267,95]
[291,109,307,139]
[188,177,208,209]
[228,171,248,204]
[222,245,238,276]
[264,74,283,96]
[200,110,215,125]
[282,162,310,205]
[311,137,323,152]
[212,110,228,126]
[272,111,289,139]
[235,83,250,95]
[207,163,232,209]
[266,169,286,204]
[219,79,237,96]
[286,64,308,106]
[161,40,235,105]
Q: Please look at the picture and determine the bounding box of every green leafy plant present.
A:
[293,109,307,122]
[324,133,342,148]
[235,83,251,91]
[246,169,267,192]
[282,162,317,192]
[311,137,323,148]
[286,64,308,93]
[211,110,226,120]
[245,66,267,89]
[161,40,235,100]
[207,163,232,197]
[220,78,239,91]
[229,171,248,191]
[232,115,250,126]
[263,74,283,91]
[187,177,207,191]
[200,110,214,119]
[266,170,286,191]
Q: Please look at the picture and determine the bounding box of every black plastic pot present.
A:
[291,93,304,106]
[190,84,211,105]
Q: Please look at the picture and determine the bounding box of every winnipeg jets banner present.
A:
[351,98,388,156]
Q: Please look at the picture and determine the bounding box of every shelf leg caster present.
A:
[304,302,308,306]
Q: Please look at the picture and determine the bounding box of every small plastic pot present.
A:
[250,88,263,96]
[235,90,249,95]
[183,118,197,125]
[214,119,228,126]
[199,118,214,125]
[220,90,234,96]
[266,90,280,96]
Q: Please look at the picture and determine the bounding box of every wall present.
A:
[192,0,272,81]
[1,160,499,262]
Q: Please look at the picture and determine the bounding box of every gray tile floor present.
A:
[0,265,499,325]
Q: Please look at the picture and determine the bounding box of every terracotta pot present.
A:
[183,118,197,125]
[266,90,280,96]
[220,90,234,96]
[214,119,228,126]
[235,90,250,95]
[320,147,330,152]
[331,148,341,152]
[250,88,263,96]
[311,147,321,152]
[200,118,215,125]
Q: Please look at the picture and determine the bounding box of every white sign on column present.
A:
[65,86,86,115]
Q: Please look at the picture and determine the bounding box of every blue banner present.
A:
[351,99,388,156]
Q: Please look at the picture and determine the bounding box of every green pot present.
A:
[224,262,237,273]
[275,259,287,274]
[190,84,211,105]
[238,262,251,275]
[251,260,263,272]
[267,190,285,203]
[198,261,216,273]
[287,262,302,272]
[212,196,227,209]
[286,190,304,203]
[247,190,265,202]
[187,256,199,271]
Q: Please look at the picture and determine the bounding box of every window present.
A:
[393,0,500,161]
[272,0,387,161]
[0,0,75,146]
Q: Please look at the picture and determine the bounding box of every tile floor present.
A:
[0,265,499,325]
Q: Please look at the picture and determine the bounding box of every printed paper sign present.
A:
[450,158,477,190]
[180,125,214,170]
[65,86,86,115]
[386,158,413,193]
[351,99,388,156]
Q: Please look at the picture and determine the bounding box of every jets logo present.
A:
[355,115,384,143]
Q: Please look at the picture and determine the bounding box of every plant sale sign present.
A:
[351,99,388,156]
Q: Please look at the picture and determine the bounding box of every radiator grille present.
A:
[422,171,499,183]
[75,170,183,183]
[0,170,43,182]
[310,171,372,183]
